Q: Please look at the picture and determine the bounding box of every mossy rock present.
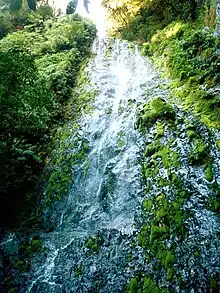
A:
[205,163,214,182]
[142,276,160,293]
[153,146,180,169]
[188,139,209,165]
[155,122,164,139]
[150,224,168,243]
[14,260,28,272]
[139,97,175,129]
[166,267,175,281]
[216,140,220,151]
[126,277,139,293]
[206,196,220,213]
[85,235,103,254]
[74,264,83,277]
[187,130,197,140]
[143,199,153,212]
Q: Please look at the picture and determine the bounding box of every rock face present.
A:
[0,39,219,292]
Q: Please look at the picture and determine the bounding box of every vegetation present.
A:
[85,235,104,254]
[0,4,96,228]
[104,0,219,129]
[137,97,175,129]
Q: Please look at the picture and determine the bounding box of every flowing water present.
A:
[1,38,220,292]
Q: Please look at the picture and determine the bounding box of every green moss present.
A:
[126,253,132,262]
[14,260,28,272]
[155,122,164,139]
[30,239,42,253]
[143,199,153,212]
[150,225,168,243]
[157,178,169,187]
[186,124,196,131]
[216,140,220,151]
[187,130,197,140]
[85,235,103,254]
[205,163,214,182]
[155,206,167,222]
[166,268,175,281]
[2,276,12,286]
[19,238,43,258]
[206,196,220,213]
[45,124,89,206]
[164,251,175,269]
[105,107,112,115]
[74,264,83,277]
[127,276,164,293]
[153,146,180,169]
[139,97,175,130]
[144,141,161,157]
[118,139,125,148]
[188,139,209,165]
[143,162,159,178]
[126,277,139,293]
[137,225,149,250]
[142,276,160,293]
[209,277,218,291]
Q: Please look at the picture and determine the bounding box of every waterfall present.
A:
[1,38,219,293]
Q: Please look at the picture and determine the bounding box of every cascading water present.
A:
[1,38,219,292]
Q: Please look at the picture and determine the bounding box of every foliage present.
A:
[103,0,207,40]
[104,1,219,130]
[0,1,55,39]
[85,235,104,254]
[0,13,96,228]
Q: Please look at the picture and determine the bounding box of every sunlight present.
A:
[52,0,106,36]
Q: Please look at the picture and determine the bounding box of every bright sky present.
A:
[52,0,106,36]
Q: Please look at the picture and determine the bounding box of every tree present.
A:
[0,0,37,12]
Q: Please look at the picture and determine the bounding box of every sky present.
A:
[52,0,106,36]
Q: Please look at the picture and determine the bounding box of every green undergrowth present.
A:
[0,13,96,228]
[142,21,219,130]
